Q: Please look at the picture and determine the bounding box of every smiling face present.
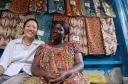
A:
[23,20,38,39]
[51,23,65,41]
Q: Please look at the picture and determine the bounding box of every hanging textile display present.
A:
[100,18,117,55]
[36,13,52,43]
[53,14,69,42]
[9,0,29,14]
[79,0,86,16]
[29,0,47,13]
[69,17,88,54]
[0,0,10,10]
[93,0,107,18]
[85,17,105,55]
[101,0,116,17]
[48,0,65,14]
[15,14,35,39]
[84,0,95,17]
[0,12,19,49]
[65,0,80,16]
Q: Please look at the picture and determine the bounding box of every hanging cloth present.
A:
[0,11,19,49]
[35,13,52,43]
[9,0,29,14]
[93,0,107,18]
[85,17,105,55]
[0,0,10,10]
[101,0,116,17]
[65,0,80,16]
[29,0,47,13]
[100,18,117,55]
[48,0,65,14]
[69,17,88,55]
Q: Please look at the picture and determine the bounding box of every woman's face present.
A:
[23,20,38,39]
[51,23,65,40]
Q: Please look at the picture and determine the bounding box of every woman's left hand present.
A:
[49,71,68,84]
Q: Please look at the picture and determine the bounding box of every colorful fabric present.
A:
[0,11,19,49]
[101,0,116,17]
[79,0,86,16]
[9,0,29,14]
[69,17,88,55]
[48,0,65,14]
[53,14,69,42]
[65,0,80,16]
[15,14,35,39]
[23,42,89,84]
[29,0,47,13]
[93,0,107,18]
[35,13,52,43]
[84,0,95,17]
[85,17,105,55]
[0,0,10,10]
[100,18,117,55]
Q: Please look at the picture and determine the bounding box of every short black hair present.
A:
[23,18,39,29]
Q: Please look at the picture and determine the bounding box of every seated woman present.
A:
[23,21,89,84]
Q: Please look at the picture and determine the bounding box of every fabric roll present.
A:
[48,0,65,14]
[65,0,80,16]
[29,0,47,13]
[15,14,35,39]
[9,0,29,14]
[69,17,88,55]
[85,17,105,55]
[35,13,52,43]
[93,0,107,18]
[100,18,117,55]
[53,14,69,42]
[0,12,19,48]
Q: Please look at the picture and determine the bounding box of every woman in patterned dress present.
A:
[23,21,89,84]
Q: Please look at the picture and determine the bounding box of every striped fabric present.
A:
[85,17,105,55]
[0,11,19,48]
[100,18,117,55]
[69,17,88,55]
[23,43,90,84]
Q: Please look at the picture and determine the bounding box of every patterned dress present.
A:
[23,42,89,84]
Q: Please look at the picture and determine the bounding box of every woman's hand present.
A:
[49,71,69,84]
[43,72,56,82]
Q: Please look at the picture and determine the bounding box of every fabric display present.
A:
[9,0,29,14]
[65,0,80,16]
[85,17,105,55]
[100,18,117,55]
[15,14,35,39]
[84,0,95,17]
[101,0,116,17]
[93,0,107,18]
[48,0,65,14]
[0,0,10,10]
[0,11,19,48]
[29,0,47,13]
[53,14,69,42]
[36,13,52,43]
[69,17,88,54]
[79,0,86,16]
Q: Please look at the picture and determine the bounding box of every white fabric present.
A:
[0,37,44,76]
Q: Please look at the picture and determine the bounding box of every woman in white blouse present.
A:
[0,18,44,84]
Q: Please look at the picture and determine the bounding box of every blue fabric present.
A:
[48,0,65,14]
[36,13,52,43]
[0,0,10,10]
